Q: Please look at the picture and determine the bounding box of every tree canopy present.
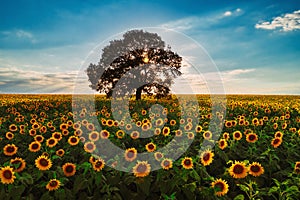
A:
[86,29,182,100]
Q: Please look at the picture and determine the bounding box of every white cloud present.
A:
[1,29,37,43]
[0,67,87,93]
[224,11,232,17]
[160,8,243,31]
[255,10,300,31]
[160,17,200,31]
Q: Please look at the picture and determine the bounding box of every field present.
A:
[0,94,300,200]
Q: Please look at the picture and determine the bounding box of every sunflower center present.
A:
[273,138,280,144]
[50,180,58,187]
[233,164,244,174]
[234,133,241,138]
[91,134,98,139]
[87,144,94,150]
[66,165,74,173]
[250,165,260,172]
[249,135,256,141]
[95,161,103,168]
[163,160,170,166]
[220,141,225,146]
[148,144,154,149]
[49,139,55,145]
[40,159,49,167]
[32,143,39,149]
[184,159,191,166]
[203,153,210,161]
[3,170,12,179]
[127,151,135,158]
[215,182,225,191]
[54,135,61,139]
[137,164,147,173]
[71,138,77,143]
[7,146,15,153]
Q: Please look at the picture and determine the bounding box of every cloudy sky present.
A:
[0,0,300,94]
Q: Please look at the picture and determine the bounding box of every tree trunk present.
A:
[136,87,142,100]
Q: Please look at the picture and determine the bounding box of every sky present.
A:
[0,0,300,94]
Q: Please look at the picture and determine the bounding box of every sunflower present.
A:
[252,118,259,126]
[74,129,83,136]
[271,137,282,148]
[56,149,65,157]
[211,178,229,197]
[89,155,97,163]
[116,130,125,139]
[170,119,176,126]
[224,121,232,128]
[229,161,248,179]
[59,123,68,130]
[10,157,26,173]
[3,144,18,156]
[132,161,151,178]
[295,162,300,174]
[218,139,228,150]
[84,142,96,153]
[175,130,183,137]
[106,119,114,127]
[9,124,18,132]
[46,179,61,191]
[35,155,52,171]
[28,141,41,152]
[141,123,151,131]
[223,132,230,140]
[62,163,76,177]
[100,130,110,139]
[200,150,214,166]
[248,162,264,177]
[0,166,16,184]
[233,131,242,141]
[125,124,132,130]
[46,137,58,148]
[5,132,14,140]
[29,129,37,136]
[181,157,193,169]
[130,131,140,140]
[87,123,95,131]
[274,131,283,138]
[246,133,258,143]
[92,158,105,171]
[68,136,80,146]
[162,127,170,136]
[89,131,99,142]
[195,125,202,133]
[203,131,212,140]
[62,129,69,136]
[154,128,161,135]
[154,152,164,161]
[186,132,194,139]
[125,148,137,162]
[52,132,62,141]
[145,142,156,152]
[161,158,173,170]
[184,123,192,131]
[34,135,44,143]
[295,161,300,169]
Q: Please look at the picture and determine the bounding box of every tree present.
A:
[86,29,182,100]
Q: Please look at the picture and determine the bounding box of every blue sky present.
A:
[0,0,300,94]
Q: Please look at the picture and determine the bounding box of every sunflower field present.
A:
[0,94,300,200]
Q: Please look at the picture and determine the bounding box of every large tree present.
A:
[86,29,182,100]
